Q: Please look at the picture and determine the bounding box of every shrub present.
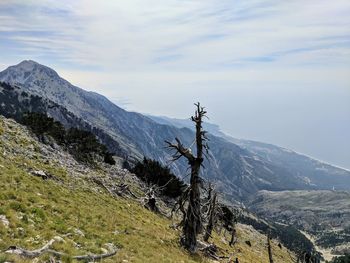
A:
[21,112,65,143]
[104,152,116,165]
[132,158,186,198]
[31,207,46,221]
[9,201,26,212]
[0,254,8,263]
[65,128,115,165]
[21,112,115,165]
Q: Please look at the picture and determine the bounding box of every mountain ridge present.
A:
[149,115,350,191]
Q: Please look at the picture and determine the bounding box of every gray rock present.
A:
[0,215,9,227]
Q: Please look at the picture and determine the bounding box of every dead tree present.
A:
[165,102,209,252]
[267,232,274,263]
[203,185,217,242]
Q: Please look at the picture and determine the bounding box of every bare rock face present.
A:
[74,228,85,237]
[0,215,10,228]
[32,170,47,178]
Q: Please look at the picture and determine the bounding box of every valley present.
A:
[249,190,350,258]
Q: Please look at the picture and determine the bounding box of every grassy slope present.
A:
[0,116,295,262]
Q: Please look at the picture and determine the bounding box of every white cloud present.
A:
[2,0,349,70]
[0,0,350,168]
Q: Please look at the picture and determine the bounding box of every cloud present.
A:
[0,0,350,168]
[1,0,349,71]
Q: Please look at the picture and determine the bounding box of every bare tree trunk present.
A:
[182,162,202,251]
[165,102,209,252]
[267,233,274,263]
[204,192,217,242]
[229,227,236,246]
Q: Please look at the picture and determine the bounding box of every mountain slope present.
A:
[227,138,350,191]
[1,60,350,202]
[149,115,350,192]
[0,115,297,263]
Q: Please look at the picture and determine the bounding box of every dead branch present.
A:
[165,137,195,163]
[5,237,118,260]
[204,187,217,242]
[5,237,59,258]
[91,177,137,199]
[170,186,190,225]
[199,243,220,260]
[118,183,138,198]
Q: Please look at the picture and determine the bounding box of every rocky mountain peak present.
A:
[0,60,60,85]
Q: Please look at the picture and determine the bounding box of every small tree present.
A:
[166,102,209,252]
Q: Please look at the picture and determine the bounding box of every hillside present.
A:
[1,61,350,203]
[0,115,296,262]
[226,139,350,192]
[249,190,350,259]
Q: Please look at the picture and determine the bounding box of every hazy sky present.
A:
[0,0,349,169]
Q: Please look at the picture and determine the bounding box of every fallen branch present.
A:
[199,243,220,260]
[92,177,137,199]
[118,183,138,199]
[5,237,118,261]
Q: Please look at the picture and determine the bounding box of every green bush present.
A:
[31,207,46,221]
[132,158,186,198]
[0,254,8,263]
[21,214,29,224]
[9,201,26,212]
[22,112,65,143]
[21,112,115,165]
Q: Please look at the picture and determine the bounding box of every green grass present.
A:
[0,154,206,262]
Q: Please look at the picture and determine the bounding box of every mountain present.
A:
[0,81,126,158]
[149,115,350,192]
[225,138,350,191]
[1,60,350,202]
[147,115,226,138]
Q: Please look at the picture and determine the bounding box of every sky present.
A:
[0,0,349,169]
